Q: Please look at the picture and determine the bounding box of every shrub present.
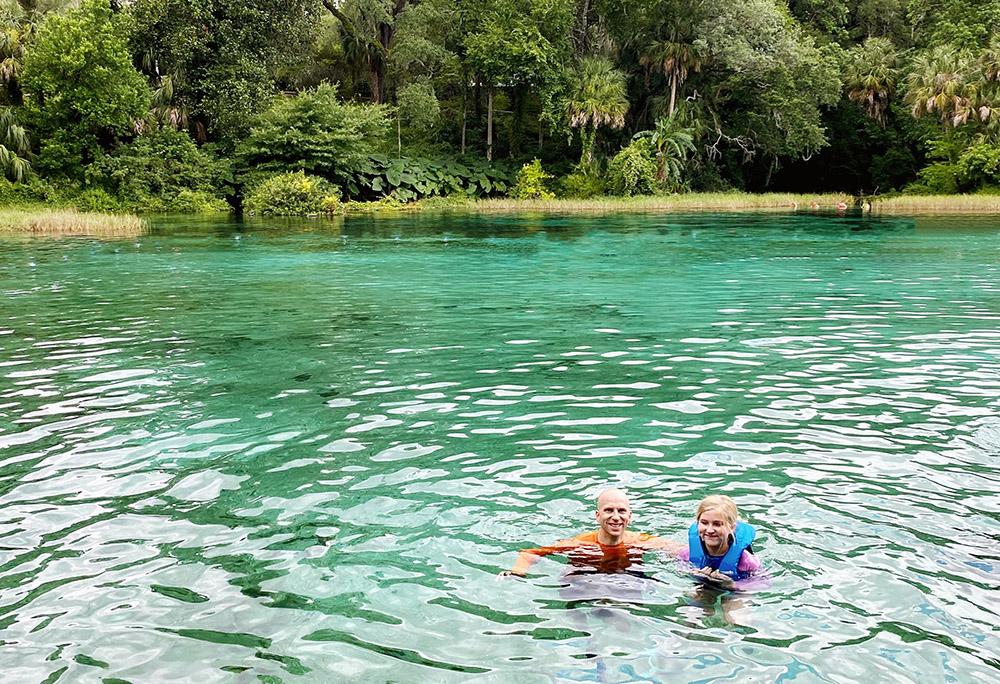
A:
[510,159,555,199]
[559,171,607,198]
[169,189,231,213]
[244,171,339,216]
[86,128,231,212]
[607,139,657,196]
[74,187,121,212]
[956,140,1000,190]
[902,161,958,195]
[0,178,48,206]
[341,155,514,201]
[237,83,391,184]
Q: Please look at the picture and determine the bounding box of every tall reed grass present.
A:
[0,208,146,237]
[469,192,852,212]
[871,195,1000,213]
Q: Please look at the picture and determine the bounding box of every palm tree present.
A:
[639,20,702,118]
[977,38,1000,128]
[904,45,979,128]
[0,8,32,106]
[0,106,30,181]
[150,73,189,131]
[565,56,628,167]
[634,114,695,189]
[844,38,899,127]
[0,9,32,181]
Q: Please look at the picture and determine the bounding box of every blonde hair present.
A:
[696,495,739,526]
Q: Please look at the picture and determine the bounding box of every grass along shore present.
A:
[0,208,146,237]
[421,192,1000,214]
[869,194,1000,213]
[467,192,1000,214]
[2,194,1000,230]
[468,192,852,212]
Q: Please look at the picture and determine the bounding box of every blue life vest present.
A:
[687,521,756,580]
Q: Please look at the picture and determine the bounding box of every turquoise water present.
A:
[1,211,999,683]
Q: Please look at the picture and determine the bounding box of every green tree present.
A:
[396,78,440,150]
[127,0,321,143]
[0,105,29,181]
[236,83,390,186]
[844,37,900,127]
[0,5,35,181]
[565,56,628,167]
[464,0,572,160]
[21,0,149,178]
[907,0,1000,49]
[786,0,851,39]
[0,5,32,107]
[607,138,657,195]
[904,46,979,129]
[634,114,696,188]
[699,0,841,170]
[86,128,229,210]
[639,13,703,117]
[321,0,416,104]
[855,0,908,43]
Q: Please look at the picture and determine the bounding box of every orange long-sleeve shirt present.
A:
[510,530,683,576]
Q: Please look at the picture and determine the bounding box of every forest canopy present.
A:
[1,0,999,211]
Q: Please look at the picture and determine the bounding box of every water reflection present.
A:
[1,213,999,682]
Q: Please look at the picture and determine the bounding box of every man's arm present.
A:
[636,535,684,555]
[503,550,543,577]
[498,537,584,578]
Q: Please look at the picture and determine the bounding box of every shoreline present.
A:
[385,192,1000,216]
[3,193,1000,235]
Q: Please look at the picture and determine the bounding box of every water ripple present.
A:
[1,215,999,681]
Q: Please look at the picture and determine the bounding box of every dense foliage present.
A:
[607,139,658,196]
[511,158,555,199]
[86,128,230,212]
[0,0,998,211]
[21,0,148,179]
[244,171,340,216]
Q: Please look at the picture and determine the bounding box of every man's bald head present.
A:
[594,488,632,545]
[597,488,630,509]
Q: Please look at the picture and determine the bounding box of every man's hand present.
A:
[496,570,526,581]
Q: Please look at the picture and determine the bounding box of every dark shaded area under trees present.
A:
[0,0,999,213]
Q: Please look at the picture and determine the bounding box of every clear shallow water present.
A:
[1,211,999,683]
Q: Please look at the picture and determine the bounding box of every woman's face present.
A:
[697,507,735,553]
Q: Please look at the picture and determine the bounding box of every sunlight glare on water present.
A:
[1,212,999,682]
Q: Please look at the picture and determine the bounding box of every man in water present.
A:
[498,488,683,579]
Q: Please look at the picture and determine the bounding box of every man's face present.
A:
[595,490,632,538]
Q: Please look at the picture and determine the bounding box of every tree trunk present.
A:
[581,125,596,167]
[370,57,381,104]
[487,84,494,162]
[668,72,677,117]
[509,84,525,158]
[375,20,395,104]
[572,0,591,58]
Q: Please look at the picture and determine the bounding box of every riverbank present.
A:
[869,195,1000,213]
[384,192,1000,215]
[467,192,851,212]
[3,194,1000,233]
